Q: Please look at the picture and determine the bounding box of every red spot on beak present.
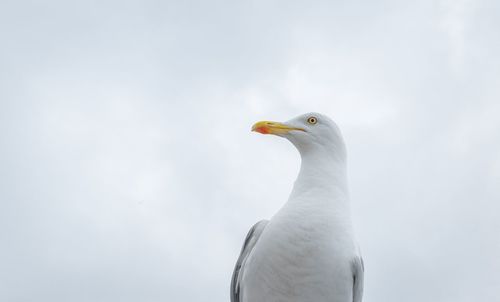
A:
[254,126,270,134]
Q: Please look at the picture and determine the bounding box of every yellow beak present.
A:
[251,121,305,135]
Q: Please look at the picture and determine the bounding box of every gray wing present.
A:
[230,220,268,302]
[352,254,365,302]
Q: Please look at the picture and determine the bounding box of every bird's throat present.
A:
[288,150,350,214]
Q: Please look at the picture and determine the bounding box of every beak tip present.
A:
[251,122,263,133]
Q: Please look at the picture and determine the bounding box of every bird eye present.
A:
[307,117,317,125]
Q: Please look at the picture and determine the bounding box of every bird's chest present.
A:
[242,218,354,302]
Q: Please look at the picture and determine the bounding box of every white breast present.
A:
[241,198,357,302]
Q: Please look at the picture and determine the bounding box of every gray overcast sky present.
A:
[1,0,499,301]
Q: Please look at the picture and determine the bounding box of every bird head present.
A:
[252,112,346,159]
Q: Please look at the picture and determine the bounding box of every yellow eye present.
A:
[307,117,317,124]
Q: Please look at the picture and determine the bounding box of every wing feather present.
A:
[230,220,268,302]
[352,254,364,302]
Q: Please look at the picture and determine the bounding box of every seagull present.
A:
[230,113,364,302]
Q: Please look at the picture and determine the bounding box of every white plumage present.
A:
[231,113,364,302]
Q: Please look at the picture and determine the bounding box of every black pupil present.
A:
[309,118,315,123]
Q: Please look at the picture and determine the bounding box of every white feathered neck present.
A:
[287,137,351,219]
